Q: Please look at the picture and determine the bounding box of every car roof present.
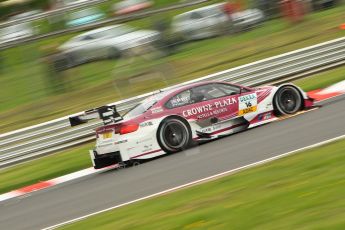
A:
[74,24,128,37]
[138,82,207,106]
[174,3,225,18]
[156,81,245,103]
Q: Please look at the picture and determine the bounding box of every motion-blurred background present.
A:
[0,0,344,133]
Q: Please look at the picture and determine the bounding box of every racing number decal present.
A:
[238,93,257,116]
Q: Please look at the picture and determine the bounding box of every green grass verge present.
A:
[293,65,345,92]
[1,61,344,195]
[0,143,93,194]
[1,4,345,132]
[61,139,345,230]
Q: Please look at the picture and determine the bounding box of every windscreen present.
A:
[108,25,134,37]
[90,26,133,39]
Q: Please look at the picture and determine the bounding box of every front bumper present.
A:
[304,97,315,108]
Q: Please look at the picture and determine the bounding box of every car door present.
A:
[202,6,228,35]
[215,83,258,118]
[164,84,238,135]
[186,83,255,135]
[72,34,100,61]
[82,34,106,60]
[188,11,206,35]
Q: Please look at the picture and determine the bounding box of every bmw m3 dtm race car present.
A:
[69,81,314,169]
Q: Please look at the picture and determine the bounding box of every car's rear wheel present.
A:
[157,118,192,153]
[274,86,303,115]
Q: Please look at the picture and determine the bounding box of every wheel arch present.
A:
[157,115,192,134]
[274,83,307,110]
[108,45,122,59]
[156,114,193,153]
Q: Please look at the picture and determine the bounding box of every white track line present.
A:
[0,165,118,202]
[319,80,345,94]
[43,133,345,230]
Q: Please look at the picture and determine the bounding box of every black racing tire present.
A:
[157,117,193,153]
[65,52,78,67]
[108,47,121,59]
[274,86,303,115]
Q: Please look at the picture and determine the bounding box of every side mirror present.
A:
[239,87,248,94]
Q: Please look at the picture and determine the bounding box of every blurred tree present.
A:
[0,5,11,19]
[0,0,50,18]
[28,0,50,9]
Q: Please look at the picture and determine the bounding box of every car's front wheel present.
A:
[108,47,121,59]
[274,86,303,115]
[157,118,192,153]
[65,52,78,67]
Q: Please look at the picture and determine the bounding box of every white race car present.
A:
[70,81,314,169]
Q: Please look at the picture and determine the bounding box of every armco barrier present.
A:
[1,37,345,168]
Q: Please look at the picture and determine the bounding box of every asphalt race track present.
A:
[1,95,345,230]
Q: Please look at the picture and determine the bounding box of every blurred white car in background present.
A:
[231,8,264,29]
[0,12,40,44]
[59,24,159,65]
[66,7,105,27]
[0,24,35,44]
[172,3,264,41]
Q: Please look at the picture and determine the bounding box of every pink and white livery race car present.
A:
[70,81,314,169]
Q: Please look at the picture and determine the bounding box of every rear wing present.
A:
[69,105,122,127]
